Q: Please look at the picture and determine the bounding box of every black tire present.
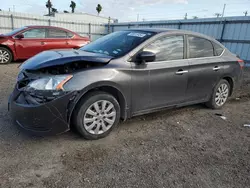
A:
[0,47,13,64]
[206,79,230,109]
[73,91,120,140]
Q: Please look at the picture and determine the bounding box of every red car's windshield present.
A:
[3,27,27,36]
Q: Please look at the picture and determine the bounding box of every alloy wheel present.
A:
[83,100,117,135]
[0,49,10,64]
[215,83,229,106]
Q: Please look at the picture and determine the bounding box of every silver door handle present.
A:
[213,66,221,71]
[176,70,188,75]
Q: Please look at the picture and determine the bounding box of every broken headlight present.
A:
[27,75,73,91]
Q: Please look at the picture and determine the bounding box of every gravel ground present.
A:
[0,63,249,188]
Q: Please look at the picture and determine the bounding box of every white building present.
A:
[53,12,117,24]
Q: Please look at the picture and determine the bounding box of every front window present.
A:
[143,35,184,61]
[80,30,156,58]
[22,28,46,38]
[4,27,28,36]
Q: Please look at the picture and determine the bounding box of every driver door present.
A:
[15,28,47,59]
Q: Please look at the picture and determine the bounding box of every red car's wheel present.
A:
[0,47,13,64]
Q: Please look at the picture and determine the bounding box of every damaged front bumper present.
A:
[8,86,75,136]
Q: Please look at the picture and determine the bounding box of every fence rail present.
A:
[0,12,107,41]
[109,16,250,61]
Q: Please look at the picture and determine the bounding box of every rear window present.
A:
[188,36,214,58]
[213,42,224,56]
[47,29,67,38]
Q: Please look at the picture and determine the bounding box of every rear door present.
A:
[186,35,224,102]
[146,35,189,108]
[45,28,70,50]
[15,28,46,59]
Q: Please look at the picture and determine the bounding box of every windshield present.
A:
[3,27,28,36]
[80,30,155,58]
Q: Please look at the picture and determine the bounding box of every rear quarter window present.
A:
[67,32,74,38]
[213,42,224,56]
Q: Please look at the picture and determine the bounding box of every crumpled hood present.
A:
[20,49,113,70]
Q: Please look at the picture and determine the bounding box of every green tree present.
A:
[70,1,76,13]
[193,16,198,19]
[96,4,102,15]
[46,0,53,15]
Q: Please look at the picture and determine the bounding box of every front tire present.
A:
[206,79,230,109]
[0,47,13,64]
[73,91,120,140]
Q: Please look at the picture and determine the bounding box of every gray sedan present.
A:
[9,29,244,139]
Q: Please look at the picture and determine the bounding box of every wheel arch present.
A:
[68,83,128,126]
[222,76,234,96]
[0,44,14,59]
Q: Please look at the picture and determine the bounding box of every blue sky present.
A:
[1,0,250,21]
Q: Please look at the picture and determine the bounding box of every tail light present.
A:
[237,59,244,69]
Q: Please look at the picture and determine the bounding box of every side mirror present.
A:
[137,51,156,63]
[15,34,24,39]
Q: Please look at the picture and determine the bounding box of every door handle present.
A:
[41,42,46,45]
[176,70,188,75]
[213,66,221,71]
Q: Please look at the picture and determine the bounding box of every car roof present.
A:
[125,28,217,42]
[24,25,79,34]
[26,25,67,30]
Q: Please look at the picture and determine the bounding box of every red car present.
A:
[0,26,90,64]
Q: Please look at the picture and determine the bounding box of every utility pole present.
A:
[243,11,248,16]
[184,13,187,20]
[137,14,139,22]
[108,16,111,33]
[222,4,226,17]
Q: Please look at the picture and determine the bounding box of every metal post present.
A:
[10,14,14,30]
[89,23,91,40]
[48,19,51,26]
[220,20,226,42]
[178,22,182,29]
[128,24,130,29]
[108,17,111,33]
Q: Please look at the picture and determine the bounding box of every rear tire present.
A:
[0,47,13,64]
[206,79,230,109]
[73,91,120,140]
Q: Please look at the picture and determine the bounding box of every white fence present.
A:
[0,11,108,41]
